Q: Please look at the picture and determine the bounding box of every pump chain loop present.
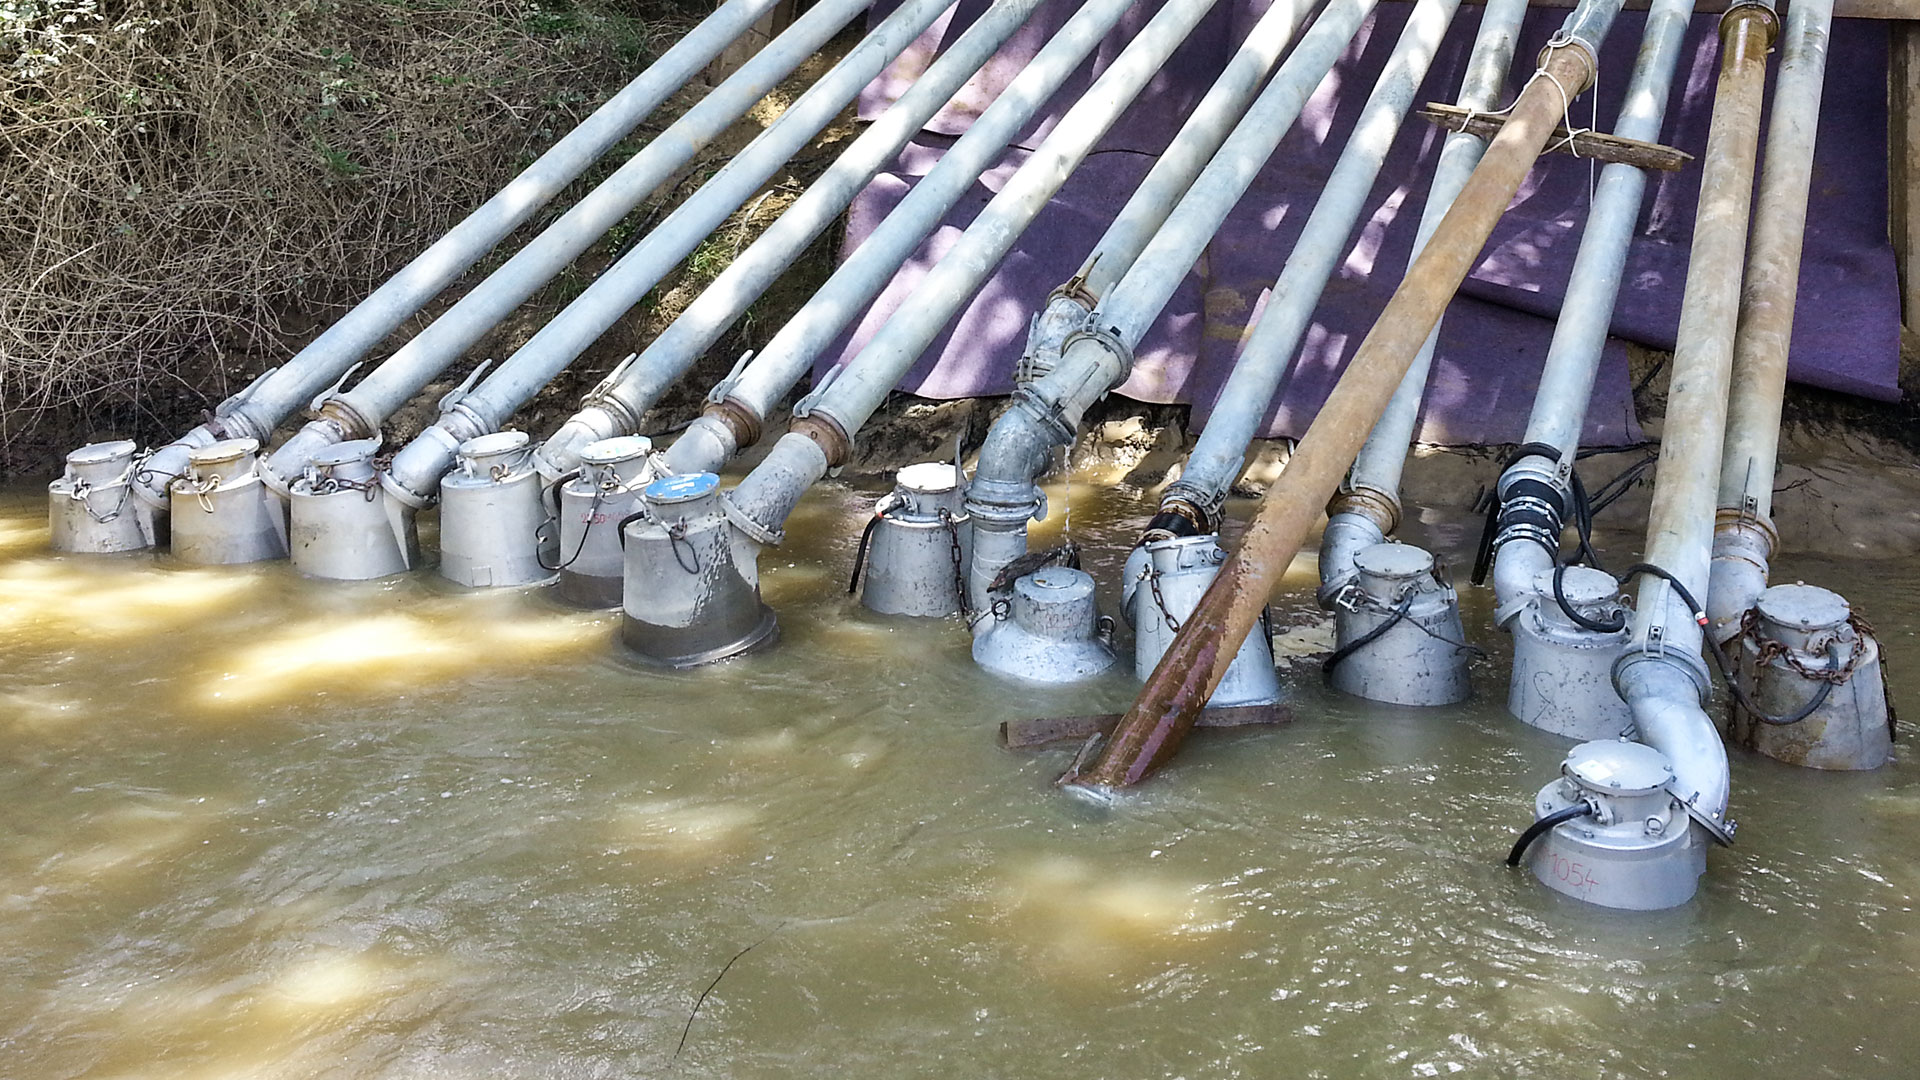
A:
[311,473,383,502]
[66,458,139,523]
[1141,563,1182,633]
[1738,606,1870,685]
[937,507,974,623]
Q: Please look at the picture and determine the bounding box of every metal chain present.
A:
[1740,607,1869,684]
[937,507,974,622]
[1140,563,1181,632]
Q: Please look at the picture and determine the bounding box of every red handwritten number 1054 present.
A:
[1551,854,1599,892]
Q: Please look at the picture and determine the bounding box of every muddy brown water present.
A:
[3,478,1917,1078]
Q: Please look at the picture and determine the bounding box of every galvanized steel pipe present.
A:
[1068,1,1622,791]
[725,0,1234,537]
[376,0,959,507]
[533,0,1051,480]
[258,0,880,493]
[1157,0,1465,530]
[968,0,1434,608]
[962,0,1321,609]
[662,0,1163,477]
[1484,0,1695,617]
[79,0,788,538]
[1318,0,1525,601]
[1707,0,1834,639]
[1613,0,1779,843]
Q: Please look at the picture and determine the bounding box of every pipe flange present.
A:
[720,492,785,548]
[791,411,854,469]
[705,397,764,452]
[1328,483,1401,535]
[1713,505,1779,550]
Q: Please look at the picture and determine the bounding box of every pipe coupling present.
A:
[1327,483,1401,535]
[703,397,765,452]
[1719,0,1781,48]
[791,410,855,469]
[1536,35,1599,98]
[1144,497,1209,542]
[316,397,381,445]
[1058,321,1135,391]
[1712,506,1779,561]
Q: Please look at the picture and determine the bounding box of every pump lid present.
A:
[1353,542,1433,581]
[188,438,260,467]
[1532,565,1621,613]
[1020,566,1095,598]
[1562,739,1674,798]
[68,439,139,467]
[896,461,959,495]
[645,471,719,505]
[1756,583,1850,634]
[460,430,528,457]
[312,438,380,468]
[581,435,653,466]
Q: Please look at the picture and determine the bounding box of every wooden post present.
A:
[707,0,797,85]
[1890,22,1920,331]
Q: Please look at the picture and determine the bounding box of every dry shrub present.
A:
[0,0,697,471]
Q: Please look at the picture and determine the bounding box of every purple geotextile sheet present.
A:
[824,0,1901,445]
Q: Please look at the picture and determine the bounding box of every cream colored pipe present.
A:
[1706,0,1834,641]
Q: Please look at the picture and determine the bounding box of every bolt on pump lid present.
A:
[896,461,960,494]
[581,435,655,488]
[185,438,262,485]
[189,438,260,467]
[1562,739,1674,797]
[1531,565,1623,616]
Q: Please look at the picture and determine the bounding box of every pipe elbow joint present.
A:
[1613,650,1733,844]
[130,434,214,510]
[383,424,466,510]
[535,407,622,481]
[1706,511,1777,643]
[1316,511,1387,609]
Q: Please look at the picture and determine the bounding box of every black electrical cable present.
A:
[1323,593,1414,677]
[846,513,884,596]
[1553,559,1628,633]
[1506,803,1594,867]
[1621,562,1837,727]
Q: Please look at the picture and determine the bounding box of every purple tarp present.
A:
[825,0,1901,446]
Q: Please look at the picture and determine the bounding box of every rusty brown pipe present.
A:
[1066,34,1607,792]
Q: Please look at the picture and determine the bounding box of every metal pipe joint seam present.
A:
[1719,0,1781,46]
[703,397,765,453]
[790,411,855,469]
[1326,482,1401,536]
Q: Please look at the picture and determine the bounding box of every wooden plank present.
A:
[999,704,1292,750]
[1893,23,1920,330]
[1419,103,1694,170]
